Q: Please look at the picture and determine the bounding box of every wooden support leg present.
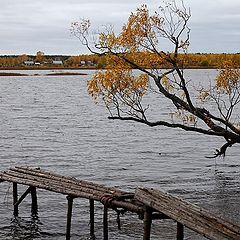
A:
[15,186,32,207]
[13,182,18,217]
[66,196,74,240]
[177,222,184,240]
[30,187,38,216]
[143,207,152,240]
[103,204,108,240]
[89,199,95,240]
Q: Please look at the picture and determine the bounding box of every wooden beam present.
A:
[66,196,74,240]
[152,213,170,220]
[14,186,32,207]
[13,182,18,217]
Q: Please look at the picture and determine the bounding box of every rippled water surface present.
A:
[0,69,239,239]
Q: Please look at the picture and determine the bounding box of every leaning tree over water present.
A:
[71,0,240,157]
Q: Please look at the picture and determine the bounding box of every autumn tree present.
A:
[36,51,45,63]
[71,0,240,157]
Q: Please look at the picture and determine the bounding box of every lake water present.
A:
[0,69,239,239]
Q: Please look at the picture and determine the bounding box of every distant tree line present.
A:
[0,52,240,69]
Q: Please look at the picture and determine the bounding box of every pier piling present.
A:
[13,182,18,217]
[177,222,184,240]
[66,195,74,240]
[89,199,95,239]
[31,186,38,216]
[103,204,108,240]
[143,206,152,240]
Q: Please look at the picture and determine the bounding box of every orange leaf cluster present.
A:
[216,61,240,94]
[87,67,149,104]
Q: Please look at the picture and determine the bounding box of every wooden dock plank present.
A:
[2,167,124,197]
[0,172,96,199]
[13,166,124,195]
[3,170,114,198]
[135,188,240,240]
[0,167,142,213]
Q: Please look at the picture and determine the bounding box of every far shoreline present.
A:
[0,66,219,77]
[0,72,88,77]
[0,66,96,71]
[0,65,219,71]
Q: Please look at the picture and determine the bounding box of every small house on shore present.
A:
[80,60,95,67]
[52,60,63,65]
[23,61,34,66]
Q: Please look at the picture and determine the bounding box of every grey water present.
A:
[0,69,239,239]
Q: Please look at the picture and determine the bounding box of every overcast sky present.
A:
[0,0,240,55]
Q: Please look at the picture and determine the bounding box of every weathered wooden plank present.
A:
[135,188,240,240]
[0,172,141,213]
[0,173,98,199]
[3,170,108,198]
[13,166,125,196]
[8,168,125,199]
[9,168,106,191]
[11,167,106,190]
[5,171,141,213]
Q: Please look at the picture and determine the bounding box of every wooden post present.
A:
[89,199,95,239]
[30,187,38,216]
[103,204,108,240]
[143,207,152,240]
[177,222,184,240]
[66,195,74,240]
[13,182,18,217]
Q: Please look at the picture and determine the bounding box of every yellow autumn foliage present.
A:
[161,75,173,92]
[87,68,149,104]
[216,61,240,94]
[86,5,167,104]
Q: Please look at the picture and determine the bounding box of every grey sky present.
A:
[0,0,239,55]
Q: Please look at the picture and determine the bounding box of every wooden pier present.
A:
[0,166,240,239]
